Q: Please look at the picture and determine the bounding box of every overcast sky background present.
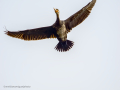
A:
[0,0,120,90]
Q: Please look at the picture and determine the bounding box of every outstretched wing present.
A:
[65,0,96,33]
[5,26,56,40]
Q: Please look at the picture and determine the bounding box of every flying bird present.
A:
[5,0,96,52]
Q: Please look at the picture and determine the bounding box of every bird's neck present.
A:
[56,13,60,25]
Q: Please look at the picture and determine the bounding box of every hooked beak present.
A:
[53,8,56,11]
[53,8,59,13]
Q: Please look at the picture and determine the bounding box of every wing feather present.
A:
[5,26,56,40]
[65,0,96,33]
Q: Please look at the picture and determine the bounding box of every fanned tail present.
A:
[55,40,74,52]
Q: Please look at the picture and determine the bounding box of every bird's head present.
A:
[54,8,59,15]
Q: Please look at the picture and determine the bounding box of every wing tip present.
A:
[4,26,9,35]
[4,30,8,34]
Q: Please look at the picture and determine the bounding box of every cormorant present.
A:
[5,0,96,52]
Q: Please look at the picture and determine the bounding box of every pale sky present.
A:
[0,0,120,90]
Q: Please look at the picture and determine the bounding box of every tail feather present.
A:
[55,40,74,52]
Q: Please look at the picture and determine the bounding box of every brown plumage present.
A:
[5,0,96,52]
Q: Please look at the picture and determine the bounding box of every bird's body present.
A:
[53,21,67,42]
[5,0,96,52]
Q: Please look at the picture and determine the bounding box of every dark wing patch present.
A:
[5,26,56,40]
[65,0,96,33]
